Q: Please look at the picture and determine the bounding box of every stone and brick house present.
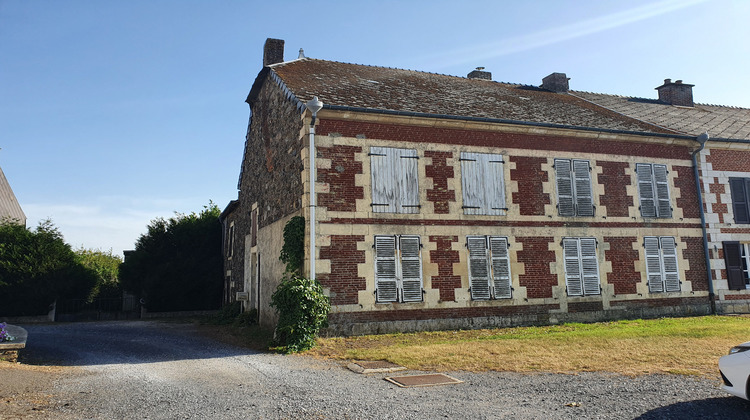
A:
[222,38,712,334]
[574,81,750,314]
[0,164,25,226]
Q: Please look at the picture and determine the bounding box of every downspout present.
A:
[692,132,715,314]
[306,97,323,280]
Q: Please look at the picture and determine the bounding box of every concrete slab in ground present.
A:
[385,373,463,388]
[347,360,407,374]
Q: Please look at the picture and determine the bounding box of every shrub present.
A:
[270,276,330,353]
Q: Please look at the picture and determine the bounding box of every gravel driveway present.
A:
[13,321,750,419]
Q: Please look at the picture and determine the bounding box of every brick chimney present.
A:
[467,67,492,80]
[263,38,285,67]
[541,73,569,93]
[655,78,694,107]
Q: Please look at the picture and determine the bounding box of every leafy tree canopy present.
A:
[0,220,98,316]
[119,202,223,312]
[74,248,122,300]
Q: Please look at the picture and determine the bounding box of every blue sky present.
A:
[1,0,748,256]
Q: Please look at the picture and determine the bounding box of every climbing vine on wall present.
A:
[279,216,305,275]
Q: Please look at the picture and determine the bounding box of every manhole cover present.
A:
[348,360,406,374]
[384,373,463,388]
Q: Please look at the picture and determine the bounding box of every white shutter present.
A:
[555,159,575,216]
[653,164,671,218]
[461,153,484,215]
[573,160,594,217]
[486,154,506,215]
[580,238,600,295]
[399,236,423,302]
[660,237,680,292]
[467,236,490,300]
[490,237,512,299]
[563,238,583,296]
[397,149,420,214]
[370,147,396,213]
[637,163,657,218]
[644,236,663,293]
[374,235,398,302]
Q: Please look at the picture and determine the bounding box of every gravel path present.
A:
[16,321,750,419]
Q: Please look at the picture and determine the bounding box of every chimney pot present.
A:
[664,78,671,84]
[541,72,570,93]
[263,38,285,67]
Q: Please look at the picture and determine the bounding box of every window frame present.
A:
[374,235,424,303]
[370,146,420,214]
[636,163,672,218]
[644,236,681,293]
[562,237,601,296]
[554,158,594,217]
[729,177,750,224]
[460,152,507,216]
[466,235,512,300]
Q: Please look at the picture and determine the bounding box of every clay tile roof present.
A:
[267,59,672,135]
[571,91,750,141]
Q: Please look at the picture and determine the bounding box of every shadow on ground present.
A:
[636,396,750,419]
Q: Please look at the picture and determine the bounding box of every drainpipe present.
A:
[306,97,323,280]
[692,132,715,314]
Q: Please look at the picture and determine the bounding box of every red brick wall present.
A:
[317,145,364,212]
[598,161,632,217]
[516,237,557,298]
[673,165,700,219]
[604,236,640,295]
[424,151,455,214]
[318,235,366,305]
[682,237,708,291]
[428,235,462,301]
[568,301,604,312]
[509,156,550,216]
[709,178,727,223]
[318,119,693,159]
[706,149,750,172]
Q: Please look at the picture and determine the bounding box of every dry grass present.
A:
[307,316,750,376]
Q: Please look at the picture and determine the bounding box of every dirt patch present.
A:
[0,361,79,419]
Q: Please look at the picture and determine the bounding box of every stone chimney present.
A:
[541,73,569,93]
[467,67,492,80]
[263,38,285,67]
[655,78,694,107]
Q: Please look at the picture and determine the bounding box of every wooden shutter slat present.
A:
[660,237,680,292]
[370,147,395,213]
[397,149,420,214]
[573,160,594,217]
[644,236,663,292]
[563,238,583,296]
[485,153,506,216]
[556,159,575,216]
[468,236,490,300]
[461,152,483,215]
[489,237,512,299]
[399,236,423,302]
[637,163,657,218]
[374,235,398,302]
[730,178,750,224]
[653,164,672,218]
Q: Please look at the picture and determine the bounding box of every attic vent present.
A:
[468,67,492,80]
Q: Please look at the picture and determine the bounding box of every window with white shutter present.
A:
[370,147,420,214]
[562,237,600,296]
[554,159,594,217]
[374,235,423,303]
[644,236,681,293]
[636,163,672,218]
[467,236,512,300]
[460,152,506,215]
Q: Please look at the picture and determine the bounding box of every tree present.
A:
[74,248,122,300]
[0,220,98,316]
[119,203,223,312]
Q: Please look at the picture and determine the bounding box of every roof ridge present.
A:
[571,89,750,110]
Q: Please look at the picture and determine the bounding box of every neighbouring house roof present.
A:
[571,91,750,141]
[0,165,25,225]
[255,58,675,136]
